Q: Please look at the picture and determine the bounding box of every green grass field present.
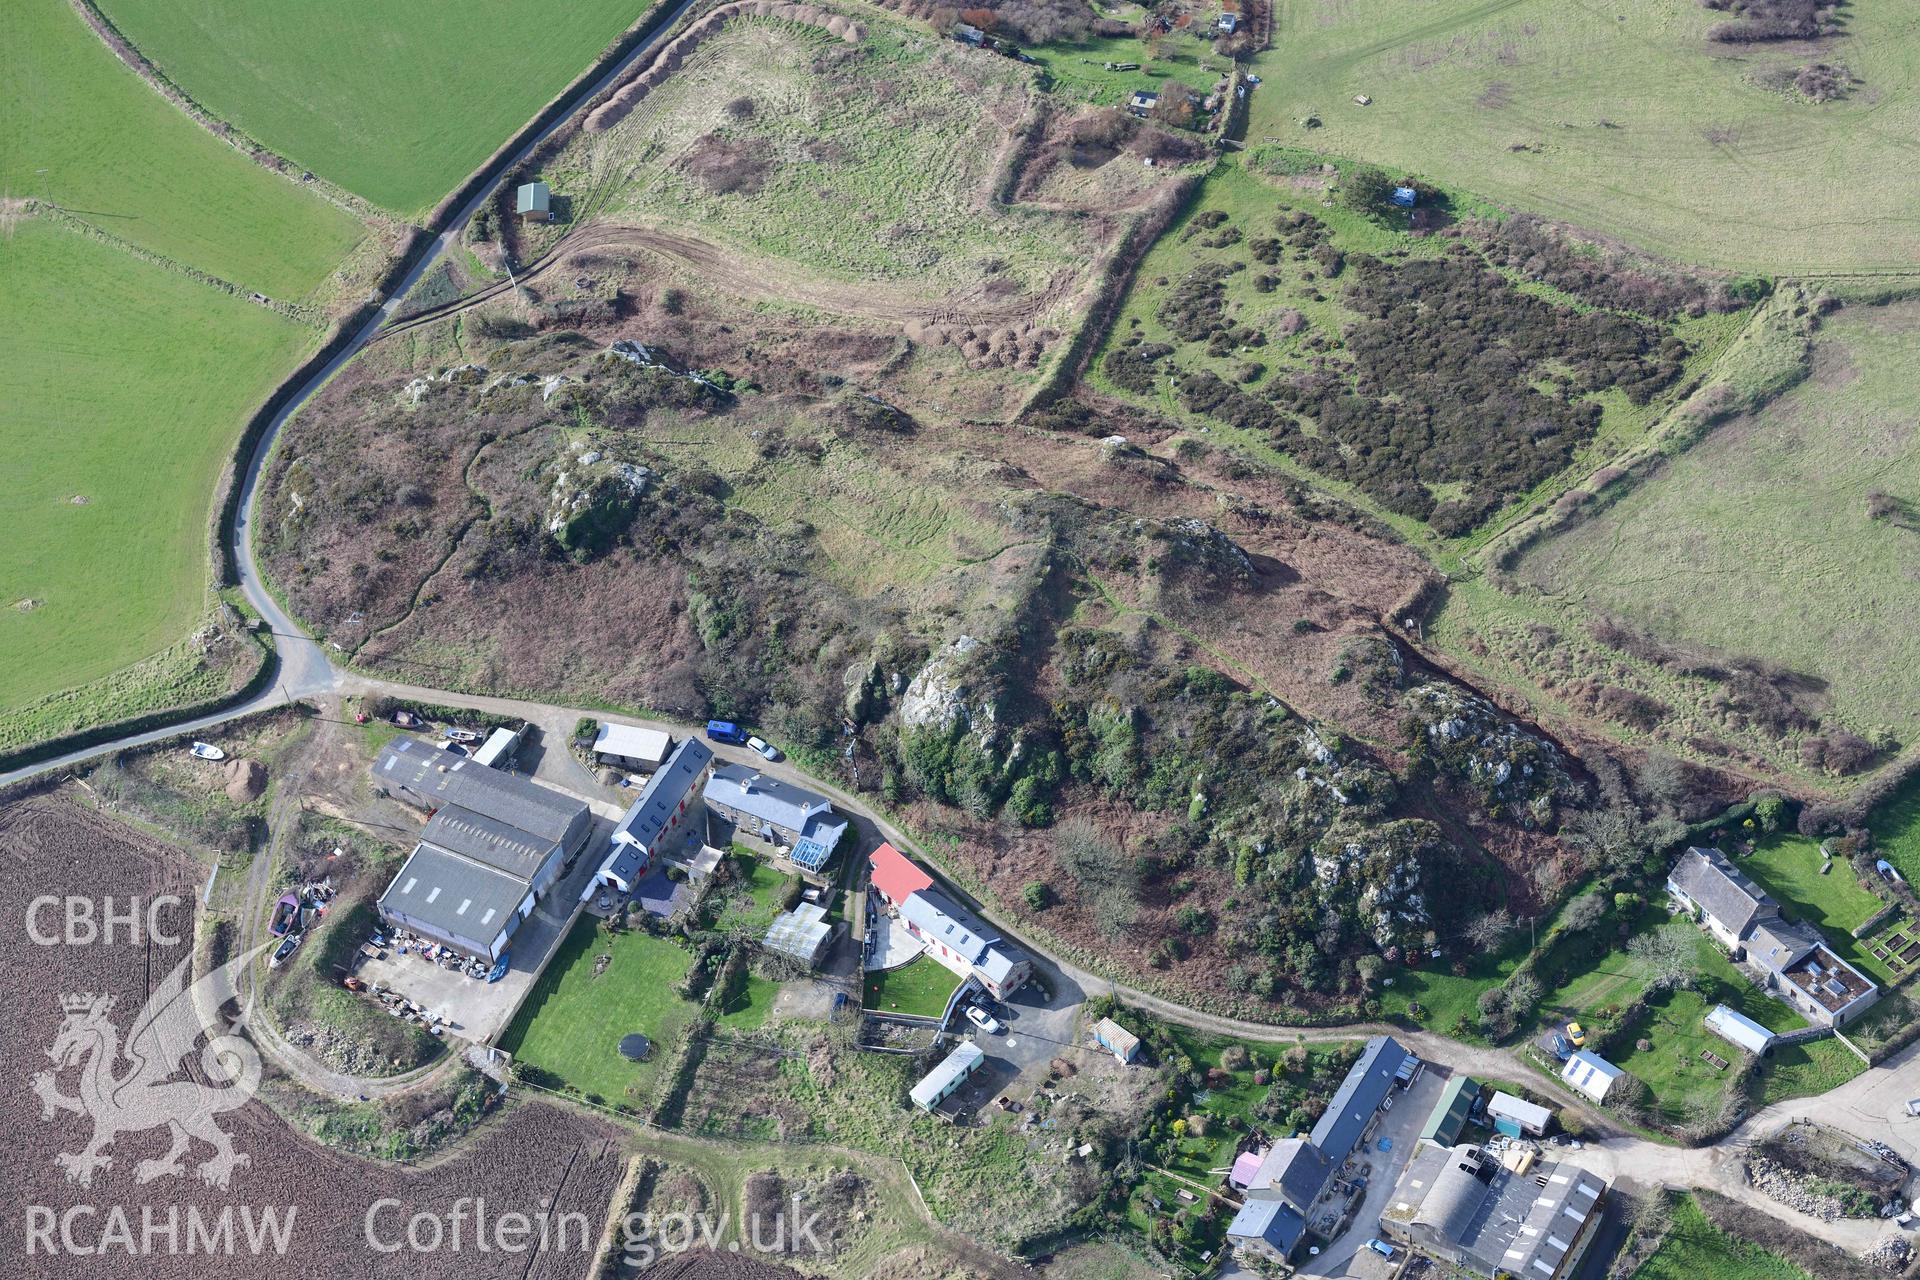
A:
[1248,0,1920,274]
[92,0,653,214]
[1517,302,1920,747]
[5,0,363,296]
[497,919,695,1103]
[863,955,959,1018]
[1755,1036,1865,1106]
[1868,776,1920,885]
[1631,1194,1811,1280]
[0,220,316,714]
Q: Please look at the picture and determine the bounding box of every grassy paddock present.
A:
[1516,301,1920,748]
[0,221,315,714]
[1247,0,1920,274]
[92,0,656,213]
[5,0,364,295]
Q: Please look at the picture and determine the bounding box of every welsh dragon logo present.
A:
[32,944,268,1189]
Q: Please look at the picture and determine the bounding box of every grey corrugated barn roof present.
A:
[423,804,551,880]
[376,739,583,844]
[1670,846,1777,937]
[378,842,525,947]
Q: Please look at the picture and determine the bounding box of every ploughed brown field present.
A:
[0,790,624,1280]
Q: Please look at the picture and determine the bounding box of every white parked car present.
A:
[965,1005,1003,1034]
[746,735,779,761]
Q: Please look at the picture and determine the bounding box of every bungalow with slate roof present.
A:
[1667,846,1777,952]
[1668,845,1879,1027]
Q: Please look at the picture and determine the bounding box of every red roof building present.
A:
[868,841,932,907]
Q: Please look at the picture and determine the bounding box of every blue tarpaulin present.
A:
[1392,186,1418,207]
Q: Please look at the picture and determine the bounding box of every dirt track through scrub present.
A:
[378,222,1076,342]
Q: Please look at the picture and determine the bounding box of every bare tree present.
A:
[1628,921,1702,992]
[1464,907,1515,951]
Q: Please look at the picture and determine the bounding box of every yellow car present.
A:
[1567,1022,1588,1048]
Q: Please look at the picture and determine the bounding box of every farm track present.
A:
[374,221,1076,341]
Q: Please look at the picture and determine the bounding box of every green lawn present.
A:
[711,854,793,937]
[93,0,654,214]
[1611,986,1766,1127]
[1868,774,1920,886]
[4,0,363,296]
[1249,0,1920,274]
[714,973,779,1032]
[0,220,315,720]
[863,955,959,1019]
[1739,836,1897,983]
[1733,837,1884,936]
[1631,1194,1811,1280]
[498,918,695,1104]
[1755,1036,1866,1107]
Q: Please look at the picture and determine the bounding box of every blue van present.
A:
[705,720,747,744]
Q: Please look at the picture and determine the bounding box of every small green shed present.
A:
[1419,1073,1480,1147]
[515,181,551,223]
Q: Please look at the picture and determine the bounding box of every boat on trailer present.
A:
[269,892,302,936]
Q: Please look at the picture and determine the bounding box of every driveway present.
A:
[354,811,613,1043]
[1298,1065,1447,1277]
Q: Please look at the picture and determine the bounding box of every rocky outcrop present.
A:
[1404,681,1575,829]
[901,635,992,737]
[546,452,655,558]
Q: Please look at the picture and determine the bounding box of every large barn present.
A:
[371,739,592,960]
